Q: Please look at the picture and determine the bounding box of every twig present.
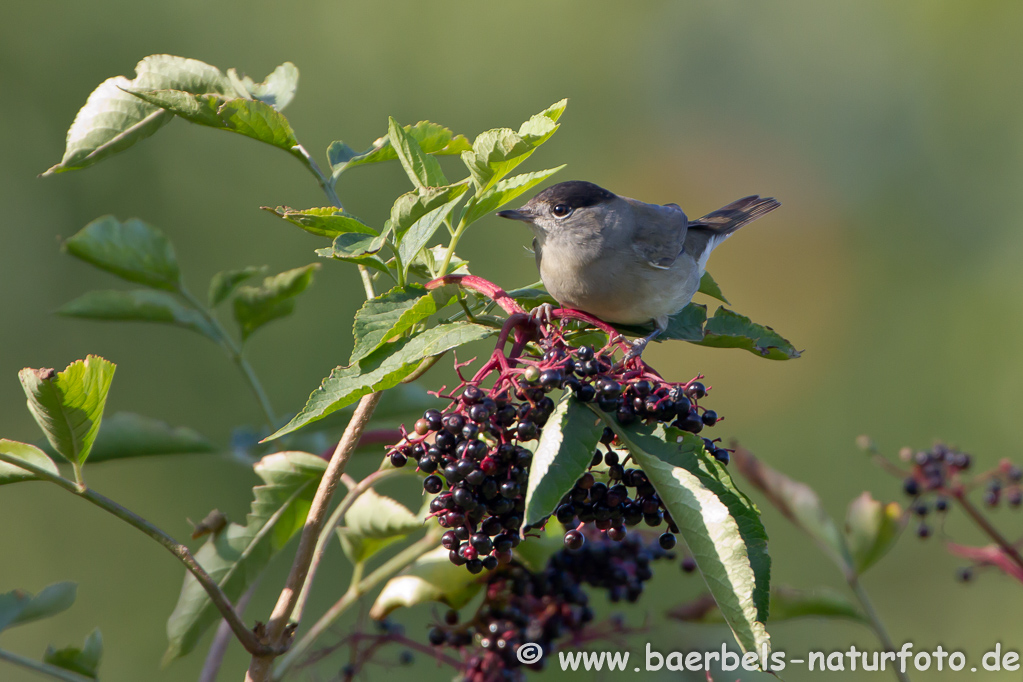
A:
[0,452,269,657]
[245,392,383,681]
[199,580,261,682]
[952,491,1023,574]
[848,577,911,682]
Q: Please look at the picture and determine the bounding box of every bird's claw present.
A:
[623,337,650,362]
[530,302,555,327]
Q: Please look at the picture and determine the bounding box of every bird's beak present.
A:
[497,209,534,222]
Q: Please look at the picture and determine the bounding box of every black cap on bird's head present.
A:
[497,181,616,222]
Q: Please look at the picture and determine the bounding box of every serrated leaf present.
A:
[57,289,219,342]
[614,302,706,343]
[388,117,447,188]
[0,440,59,486]
[698,271,729,304]
[398,199,462,274]
[263,206,376,240]
[19,356,116,467]
[369,546,482,619]
[44,629,102,680]
[461,99,567,193]
[390,182,470,238]
[269,322,496,440]
[44,54,234,175]
[696,307,801,360]
[350,284,457,363]
[599,416,770,655]
[0,583,76,632]
[42,412,214,463]
[731,446,852,572]
[226,62,298,110]
[669,586,867,626]
[407,245,470,280]
[128,90,299,153]
[164,451,326,662]
[330,232,387,258]
[461,166,565,226]
[233,264,319,341]
[64,216,180,291]
[524,396,603,526]
[330,120,471,180]
[844,493,905,575]
[208,266,267,307]
[337,489,422,563]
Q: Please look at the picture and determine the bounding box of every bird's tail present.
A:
[689,195,781,237]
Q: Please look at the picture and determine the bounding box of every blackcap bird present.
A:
[497,181,779,354]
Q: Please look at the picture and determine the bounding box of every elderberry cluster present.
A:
[387,340,724,571]
[428,530,674,682]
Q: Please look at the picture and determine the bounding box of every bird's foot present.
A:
[623,328,661,362]
[529,302,555,327]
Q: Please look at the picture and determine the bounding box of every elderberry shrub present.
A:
[428,530,675,682]
[388,338,725,571]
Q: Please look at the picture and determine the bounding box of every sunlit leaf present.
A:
[57,289,219,342]
[524,396,603,526]
[390,182,470,238]
[330,120,471,180]
[696,307,801,360]
[19,356,116,467]
[337,488,423,564]
[844,492,905,575]
[263,206,376,240]
[388,117,447,188]
[0,440,59,486]
[226,62,298,110]
[233,264,319,340]
[269,322,496,440]
[369,546,482,619]
[398,199,462,275]
[164,451,326,662]
[460,166,565,226]
[64,216,180,291]
[47,412,214,463]
[350,284,458,364]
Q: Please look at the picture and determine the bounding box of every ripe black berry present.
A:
[659,532,677,550]
[564,529,584,550]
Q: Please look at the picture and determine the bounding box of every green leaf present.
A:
[57,289,219,342]
[390,183,470,238]
[44,55,235,175]
[0,583,76,632]
[461,99,567,193]
[64,216,180,291]
[696,307,801,360]
[337,489,422,564]
[0,439,59,486]
[232,264,319,341]
[460,166,565,226]
[329,232,387,258]
[659,303,708,342]
[128,90,299,153]
[330,120,471,180]
[513,522,566,572]
[844,493,906,575]
[524,396,604,526]
[698,271,729,304]
[19,356,116,467]
[263,206,376,240]
[164,451,326,662]
[226,62,299,110]
[44,412,215,463]
[398,199,462,274]
[369,546,482,619]
[407,245,470,280]
[208,266,267,307]
[599,416,770,655]
[44,629,102,680]
[670,586,867,626]
[270,322,496,440]
[388,117,447,188]
[350,284,457,364]
[731,446,852,572]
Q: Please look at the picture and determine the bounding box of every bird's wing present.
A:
[627,200,689,269]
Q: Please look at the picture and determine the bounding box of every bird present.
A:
[497,181,780,355]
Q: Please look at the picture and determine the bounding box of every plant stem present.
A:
[199,580,261,682]
[439,217,468,276]
[177,286,278,429]
[0,648,94,682]
[245,392,383,681]
[953,491,1023,573]
[271,529,441,680]
[0,452,269,657]
[848,576,911,682]
[291,467,411,625]
[294,144,344,211]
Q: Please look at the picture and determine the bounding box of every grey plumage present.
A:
[498,181,779,335]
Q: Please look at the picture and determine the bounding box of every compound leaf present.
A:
[64,216,180,291]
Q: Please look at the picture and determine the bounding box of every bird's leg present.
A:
[624,328,661,361]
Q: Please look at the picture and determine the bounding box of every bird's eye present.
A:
[552,204,572,218]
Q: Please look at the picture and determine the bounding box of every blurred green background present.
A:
[4,1,1023,680]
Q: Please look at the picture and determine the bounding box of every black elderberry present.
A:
[576,345,594,361]
[428,627,446,646]
[659,532,677,550]
[701,410,719,426]
[461,385,483,404]
[389,451,408,468]
[414,418,431,436]
[685,382,706,400]
[424,475,444,494]
[418,454,439,474]
[574,383,596,402]
[903,477,920,496]
[564,529,584,550]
